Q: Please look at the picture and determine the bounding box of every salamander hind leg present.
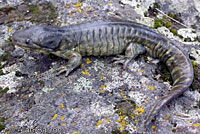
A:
[113,43,146,69]
[56,51,82,76]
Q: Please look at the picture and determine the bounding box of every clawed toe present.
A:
[56,66,71,76]
[112,55,131,69]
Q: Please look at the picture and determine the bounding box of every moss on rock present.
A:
[190,61,200,93]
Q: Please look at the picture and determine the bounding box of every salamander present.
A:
[12,20,194,127]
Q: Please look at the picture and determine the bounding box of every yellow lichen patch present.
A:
[135,118,140,123]
[100,76,104,80]
[189,120,192,123]
[72,131,76,134]
[100,90,105,93]
[20,27,23,30]
[62,123,66,126]
[76,8,82,13]
[120,90,126,97]
[91,88,96,92]
[152,125,157,133]
[108,3,112,6]
[152,125,157,129]
[116,115,128,131]
[147,85,154,91]
[66,4,70,8]
[96,120,102,127]
[74,107,79,111]
[72,121,76,126]
[193,123,200,127]
[52,114,57,120]
[81,69,90,75]
[135,106,144,115]
[75,2,82,7]
[130,113,135,120]
[86,58,92,64]
[100,85,106,89]
[61,104,64,109]
[69,12,74,16]
[81,63,84,67]
[77,131,80,134]
[106,117,112,123]
[48,122,52,127]
[166,114,170,119]
[61,116,65,121]
[121,93,124,96]
[9,28,13,32]
[139,69,145,73]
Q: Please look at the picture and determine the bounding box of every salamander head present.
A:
[12,26,63,53]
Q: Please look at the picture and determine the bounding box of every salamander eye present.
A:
[25,39,31,44]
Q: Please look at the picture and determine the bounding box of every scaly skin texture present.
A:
[12,20,194,128]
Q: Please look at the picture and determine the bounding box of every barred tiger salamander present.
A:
[12,20,194,127]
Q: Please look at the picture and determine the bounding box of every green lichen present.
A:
[165,21,172,28]
[152,12,183,36]
[28,5,39,15]
[170,29,178,36]
[168,12,176,19]
[153,17,172,29]
[0,117,5,131]
[0,87,9,94]
[0,63,3,75]
[112,129,130,134]
[0,69,4,75]
[0,124,5,131]
[190,61,200,93]
[192,61,199,67]
[153,2,161,9]
[0,117,5,123]
[0,52,12,62]
[27,3,57,24]
[7,37,14,47]
[154,19,163,28]
[46,2,57,20]
[191,24,197,29]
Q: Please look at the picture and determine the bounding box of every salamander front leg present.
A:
[113,43,146,69]
[57,51,82,76]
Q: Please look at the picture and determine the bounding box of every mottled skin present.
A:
[12,20,193,128]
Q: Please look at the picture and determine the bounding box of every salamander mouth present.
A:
[12,35,53,54]
[11,33,42,50]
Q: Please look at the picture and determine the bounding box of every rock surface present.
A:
[0,0,200,134]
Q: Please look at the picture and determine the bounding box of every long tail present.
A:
[144,41,194,126]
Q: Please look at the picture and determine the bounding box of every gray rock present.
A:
[0,0,200,134]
